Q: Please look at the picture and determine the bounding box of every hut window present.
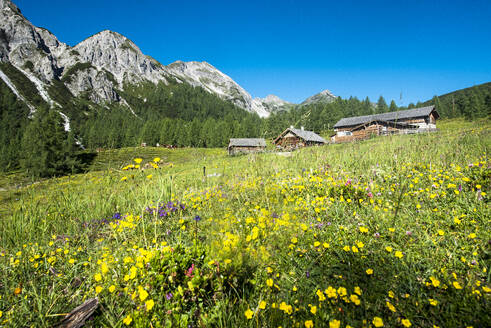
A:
[337,131,352,136]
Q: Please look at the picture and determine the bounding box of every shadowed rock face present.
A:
[0,0,294,117]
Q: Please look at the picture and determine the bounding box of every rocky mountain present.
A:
[252,95,293,115]
[300,89,337,106]
[0,0,294,118]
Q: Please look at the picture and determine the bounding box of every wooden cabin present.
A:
[273,127,326,150]
[332,106,439,143]
[228,138,266,155]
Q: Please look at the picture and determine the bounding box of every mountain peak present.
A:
[300,89,337,106]
[0,0,20,13]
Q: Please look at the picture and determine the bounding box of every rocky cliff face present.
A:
[66,30,168,86]
[166,60,255,112]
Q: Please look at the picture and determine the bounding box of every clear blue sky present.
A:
[16,0,491,105]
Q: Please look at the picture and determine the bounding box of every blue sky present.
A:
[16,0,491,105]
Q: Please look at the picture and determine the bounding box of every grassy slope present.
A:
[0,119,489,327]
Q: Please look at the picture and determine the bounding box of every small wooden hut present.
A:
[228,138,266,155]
[332,105,439,143]
[273,127,326,150]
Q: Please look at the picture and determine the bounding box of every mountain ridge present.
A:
[0,0,303,117]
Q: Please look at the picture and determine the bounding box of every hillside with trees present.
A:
[422,82,491,119]
[1,75,489,177]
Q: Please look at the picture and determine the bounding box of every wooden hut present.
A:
[228,138,266,155]
[273,127,326,150]
[332,105,439,143]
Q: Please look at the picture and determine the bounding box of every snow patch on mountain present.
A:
[58,111,70,131]
[15,65,57,106]
[0,67,35,111]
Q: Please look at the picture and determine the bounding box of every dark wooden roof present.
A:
[228,138,266,147]
[350,120,419,131]
[273,128,326,144]
[334,106,438,129]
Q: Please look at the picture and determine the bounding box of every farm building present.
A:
[273,127,326,150]
[228,138,266,155]
[331,105,439,143]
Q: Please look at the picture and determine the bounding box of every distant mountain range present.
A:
[0,0,337,121]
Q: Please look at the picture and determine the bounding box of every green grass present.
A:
[0,119,489,327]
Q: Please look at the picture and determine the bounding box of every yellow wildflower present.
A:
[123,315,132,325]
[139,287,149,301]
[430,276,440,287]
[373,317,384,327]
[310,305,317,314]
[244,309,254,319]
[350,294,360,305]
[329,320,340,328]
[453,281,463,289]
[145,299,154,311]
[429,298,438,306]
[325,286,337,298]
[337,287,347,297]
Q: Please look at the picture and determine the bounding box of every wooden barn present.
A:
[228,138,266,155]
[331,105,439,143]
[273,127,326,150]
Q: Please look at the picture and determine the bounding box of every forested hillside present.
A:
[0,79,30,171]
[0,79,263,172]
[423,82,491,119]
[1,76,489,175]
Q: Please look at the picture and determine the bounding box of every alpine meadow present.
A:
[0,0,490,327]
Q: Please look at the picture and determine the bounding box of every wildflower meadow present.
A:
[0,119,489,327]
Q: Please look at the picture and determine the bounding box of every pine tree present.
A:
[389,100,398,112]
[376,96,389,113]
[21,106,80,177]
[431,95,444,116]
